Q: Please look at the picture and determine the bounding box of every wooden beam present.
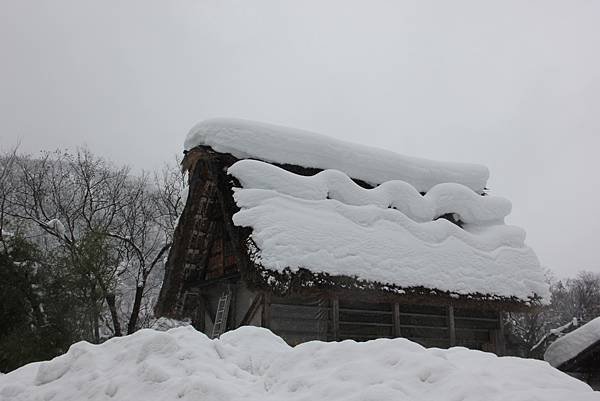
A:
[339,321,392,327]
[196,297,206,333]
[400,324,449,330]
[261,292,272,329]
[228,284,236,329]
[393,302,401,337]
[240,293,264,326]
[497,311,506,356]
[448,304,456,347]
[269,284,530,313]
[201,293,216,324]
[339,308,392,315]
[332,297,340,341]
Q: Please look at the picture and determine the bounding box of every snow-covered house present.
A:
[545,317,600,390]
[155,118,549,353]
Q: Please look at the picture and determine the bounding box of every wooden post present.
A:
[393,302,401,337]
[229,284,236,329]
[332,297,340,341]
[261,292,271,329]
[240,293,264,326]
[201,293,215,325]
[448,304,456,347]
[497,311,505,356]
[197,297,206,333]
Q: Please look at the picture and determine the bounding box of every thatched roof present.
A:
[174,118,549,306]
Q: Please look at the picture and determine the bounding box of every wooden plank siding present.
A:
[258,295,502,353]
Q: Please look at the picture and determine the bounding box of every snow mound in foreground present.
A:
[1,326,597,401]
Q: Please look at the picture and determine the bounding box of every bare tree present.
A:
[6,149,132,339]
[507,270,600,358]
[106,163,184,334]
[0,146,19,251]
[569,271,600,320]
[6,149,186,339]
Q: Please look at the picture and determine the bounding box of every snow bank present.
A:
[1,326,596,401]
[150,317,192,331]
[186,118,489,192]
[229,160,549,302]
[545,317,600,368]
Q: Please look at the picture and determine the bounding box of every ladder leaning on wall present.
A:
[211,288,232,338]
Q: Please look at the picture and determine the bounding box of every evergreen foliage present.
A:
[0,236,76,372]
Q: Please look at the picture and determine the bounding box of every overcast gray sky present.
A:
[1,0,599,278]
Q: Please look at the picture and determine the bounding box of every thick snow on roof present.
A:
[186,118,490,192]
[2,326,597,401]
[545,317,600,368]
[229,160,549,301]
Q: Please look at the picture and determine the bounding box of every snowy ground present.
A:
[1,326,598,401]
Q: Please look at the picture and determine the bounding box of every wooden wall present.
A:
[259,293,504,353]
[205,224,239,280]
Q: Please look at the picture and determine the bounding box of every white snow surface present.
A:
[150,317,192,332]
[1,326,597,401]
[229,160,549,302]
[185,118,489,192]
[545,317,600,368]
[231,160,511,225]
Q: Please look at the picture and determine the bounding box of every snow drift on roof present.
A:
[545,317,600,368]
[2,326,597,401]
[229,160,549,302]
[185,118,490,192]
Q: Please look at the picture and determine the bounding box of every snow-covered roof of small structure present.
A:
[545,317,600,368]
[185,118,489,193]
